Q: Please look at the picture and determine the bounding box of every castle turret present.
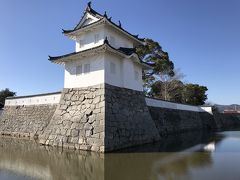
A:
[43,2,160,152]
[49,2,151,91]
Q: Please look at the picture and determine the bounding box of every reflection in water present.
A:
[0,138,104,180]
[203,142,215,152]
[0,131,240,180]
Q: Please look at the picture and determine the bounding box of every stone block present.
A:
[70,137,79,144]
[93,96,101,104]
[71,123,80,129]
[60,105,68,110]
[100,146,105,152]
[85,109,92,116]
[88,114,96,123]
[85,130,93,137]
[93,108,100,114]
[78,138,84,144]
[91,146,100,152]
[79,95,85,102]
[64,94,72,101]
[71,129,79,137]
[84,123,93,130]
[80,145,91,151]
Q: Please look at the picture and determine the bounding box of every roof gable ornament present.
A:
[86,1,92,11]
[118,20,122,28]
[104,11,108,18]
[62,2,145,45]
[104,37,109,44]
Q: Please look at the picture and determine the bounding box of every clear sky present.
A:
[0,0,239,105]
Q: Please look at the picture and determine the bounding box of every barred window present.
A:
[84,64,90,74]
[110,62,116,74]
[76,65,83,76]
[79,39,85,48]
[134,70,139,80]
[94,34,100,44]
[110,36,115,46]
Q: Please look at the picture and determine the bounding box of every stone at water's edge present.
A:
[213,113,240,130]
[148,107,217,135]
[39,83,160,152]
[39,84,105,152]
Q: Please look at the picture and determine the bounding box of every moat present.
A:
[0,130,240,180]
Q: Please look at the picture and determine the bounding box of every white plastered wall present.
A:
[64,52,143,91]
[64,54,105,88]
[104,54,143,91]
[104,27,134,49]
[122,58,143,91]
[104,54,123,88]
[5,93,61,106]
[145,98,213,114]
[75,27,105,52]
[75,26,134,52]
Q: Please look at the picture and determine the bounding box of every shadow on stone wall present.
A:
[213,113,240,130]
[148,107,217,136]
[104,84,160,152]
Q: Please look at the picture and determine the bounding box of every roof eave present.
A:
[129,54,153,70]
[63,18,145,45]
[49,41,146,66]
[48,44,108,64]
[62,19,105,38]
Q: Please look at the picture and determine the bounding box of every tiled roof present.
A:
[49,38,135,61]
[49,38,151,68]
[62,2,145,43]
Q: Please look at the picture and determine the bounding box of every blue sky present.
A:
[0,0,239,105]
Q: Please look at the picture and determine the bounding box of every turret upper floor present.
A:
[49,2,151,92]
[62,2,145,52]
[74,26,135,52]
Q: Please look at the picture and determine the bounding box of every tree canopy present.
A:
[136,39,175,94]
[182,84,208,105]
[0,88,16,109]
[151,80,184,103]
[137,38,208,106]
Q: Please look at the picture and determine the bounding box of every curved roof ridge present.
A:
[49,40,152,69]
[49,39,128,62]
[62,2,145,43]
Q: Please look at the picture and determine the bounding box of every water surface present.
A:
[0,131,240,180]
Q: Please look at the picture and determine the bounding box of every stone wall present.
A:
[104,84,160,151]
[148,107,217,136]
[2,83,239,153]
[39,84,160,152]
[213,113,240,130]
[0,105,57,138]
[39,84,105,152]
